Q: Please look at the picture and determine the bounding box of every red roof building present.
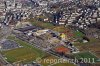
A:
[55,46,70,53]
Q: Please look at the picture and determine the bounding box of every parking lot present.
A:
[0,39,21,51]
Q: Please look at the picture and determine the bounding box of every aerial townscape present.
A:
[0,0,100,66]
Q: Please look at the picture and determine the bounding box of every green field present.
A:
[3,48,40,63]
[73,52,99,63]
[2,36,46,63]
[74,30,84,38]
[29,18,55,29]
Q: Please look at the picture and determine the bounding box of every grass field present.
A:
[29,18,55,29]
[3,48,38,63]
[73,52,99,63]
[2,36,46,63]
[73,30,84,38]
